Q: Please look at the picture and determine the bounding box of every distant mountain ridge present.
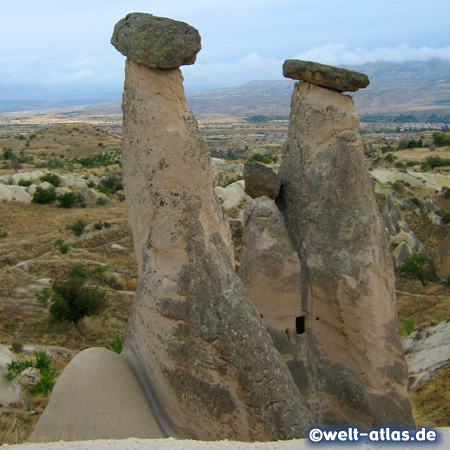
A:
[1,60,450,118]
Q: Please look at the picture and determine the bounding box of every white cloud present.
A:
[295,44,450,66]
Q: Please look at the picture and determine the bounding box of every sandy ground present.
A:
[2,429,449,450]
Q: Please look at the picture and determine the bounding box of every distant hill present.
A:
[2,60,450,119]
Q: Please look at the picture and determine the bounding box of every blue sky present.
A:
[1,0,450,101]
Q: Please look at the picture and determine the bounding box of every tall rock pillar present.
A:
[275,60,415,427]
[112,14,311,441]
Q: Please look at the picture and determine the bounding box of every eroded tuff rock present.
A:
[111,13,201,69]
[118,56,311,439]
[283,59,370,92]
[243,162,280,199]
[30,348,164,442]
[275,79,414,427]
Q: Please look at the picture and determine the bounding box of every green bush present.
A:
[98,185,111,197]
[393,161,405,169]
[18,179,33,187]
[402,317,415,335]
[49,277,106,324]
[442,212,450,224]
[107,333,124,354]
[32,186,57,204]
[96,196,108,206]
[59,243,70,254]
[57,191,77,208]
[36,288,51,306]
[4,350,55,396]
[95,264,109,274]
[70,219,87,236]
[397,253,428,286]
[100,173,123,194]
[433,132,450,147]
[108,275,123,290]
[94,222,103,231]
[40,173,61,187]
[70,262,88,281]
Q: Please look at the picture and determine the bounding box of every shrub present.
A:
[397,253,427,286]
[94,222,103,231]
[32,186,57,204]
[49,277,106,324]
[103,221,111,228]
[433,132,450,147]
[100,173,123,193]
[96,196,108,206]
[107,333,124,354]
[442,212,450,224]
[70,219,87,236]
[10,340,23,353]
[59,243,70,254]
[70,263,88,281]
[36,288,51,306]
[57,191,77,208]
[18,179,33,187]
[98,185,111,197]
[95,264,109,274]
[402,317,415,335]
[406,160,419,167]
[393,161,405,169]
[40,173,61,187]
[108,275,123,290]
[4,350,55,396]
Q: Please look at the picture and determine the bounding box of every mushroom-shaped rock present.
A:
[111,13,201,69]
[283,59,370,92]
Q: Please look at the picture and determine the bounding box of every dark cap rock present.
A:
[111,13,201,69]
[283,59,370,92]
[244,161,280,199]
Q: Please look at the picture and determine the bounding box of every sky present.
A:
[1,0,450,102]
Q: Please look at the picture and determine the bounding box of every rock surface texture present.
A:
[283,59,370,92]
[30,348,164,442]
[119,57,311,441]
[274,77,414,427]
[243,162,280,199]
[111,13,201,69]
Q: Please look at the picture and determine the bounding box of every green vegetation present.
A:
[433,132,450,147]
[69,263,88,281]
[70,150,121,168]
[107,333,124,354]
[36,288,51,307]
[49,277,107,324]
[4,350,56,396]
[17,179,32,187]
[420,155,450,170]
[402,317,416,335]
[70,219,87,237]
[248,153,274,164]
[40,173,61,187]
[31,186,57,204]
[397,253,428,286]
[57,192,77,208]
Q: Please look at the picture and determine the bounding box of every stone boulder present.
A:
[214,180,252,220]
[30,348,164,442]
[283,59,370,92]
[111,13,201,69]
[0,185,31,203]
[243,162,280,199]
[391,231,430,267]
[0,345,21,406]
[277,76,414,427]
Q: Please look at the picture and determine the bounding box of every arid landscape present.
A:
[1,61,450,444]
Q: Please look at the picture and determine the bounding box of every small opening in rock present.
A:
[316,317,320,321]
[295,316,305,334]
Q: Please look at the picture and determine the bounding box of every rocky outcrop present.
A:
[29,348,164,442]
[111,13,201,69]
[282,60,370,92]
[243,162,280,199]
[119,53,310,441]
[0,345,21,406]
[239,197,303,331]
[275,70,414,427]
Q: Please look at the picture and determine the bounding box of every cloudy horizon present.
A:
[1,0,449,101]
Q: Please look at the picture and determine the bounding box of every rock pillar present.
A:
[273,60,415,427]
[113,14,311,441]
